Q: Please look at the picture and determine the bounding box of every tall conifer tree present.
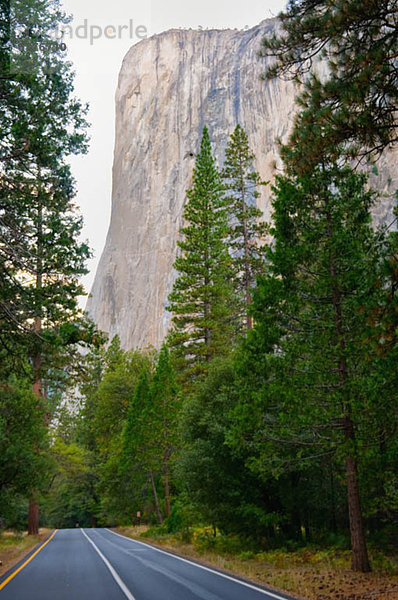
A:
[168,127,235,384]
[0,0,90,533]
[222,125,267,331]
[151,344,179,518]
[122,369,164,524]
[231,166,397,572]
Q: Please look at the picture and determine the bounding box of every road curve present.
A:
[0,528,296,600]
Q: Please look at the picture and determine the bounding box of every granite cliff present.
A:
[87,20,397,350]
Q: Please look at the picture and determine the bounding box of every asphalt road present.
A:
[0,528,295,600]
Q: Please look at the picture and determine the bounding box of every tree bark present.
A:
[164,464,171,518]
[149,470,163,524]
[203,209,212,361]
[326,203,370,572]
[28,187,44,536]
[28,489,39,535]
[345,416,371,572]
[241,178,253,330]
[204,259,211,361]
[29,315,42,536]
[330,466,338,533]
[204,301,211,360]
[32,319,42,398]
[163,424,171,518]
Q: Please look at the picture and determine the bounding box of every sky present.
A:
[60,0,287,299]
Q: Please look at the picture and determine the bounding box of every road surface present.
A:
[0,528,295,600]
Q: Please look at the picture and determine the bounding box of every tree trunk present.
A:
[149,470,163,524]
[326,202,370,572]
[204,268,211,361]
[29,191,43,536]
[28,490,39,535]
[203,218,212,360]
[241,179,253,331]
[163,429,171,518]
[28,316,42,536]
[32,330,42,398]
[164,466,171,518]
[345,416,371,572]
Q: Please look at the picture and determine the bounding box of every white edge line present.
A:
[105,528,291,600]
[81,528,136,600]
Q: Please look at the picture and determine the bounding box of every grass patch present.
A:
[114,526,398,600]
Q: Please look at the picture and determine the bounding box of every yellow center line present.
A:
[0,529,58,591]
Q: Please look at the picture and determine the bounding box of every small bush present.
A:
[141,523,169,539]
[192,530,255,556]
[165,501,196,542]
[238,550,256,560]
[370,552,397,575]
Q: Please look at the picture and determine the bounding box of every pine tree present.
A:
[0,0,90,534]
[222,125,267,331]
[122,369,164,524]
[78,344,155,525]
[261,0,398,171]
[150,344,180,518]
[168,127,235,384]
[121,347,179,521]
[0,0,90,355]
[230,166,397,572]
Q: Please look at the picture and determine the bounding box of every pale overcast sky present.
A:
[61,0,287,298]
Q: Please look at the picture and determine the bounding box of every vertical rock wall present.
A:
[87,20,397,349]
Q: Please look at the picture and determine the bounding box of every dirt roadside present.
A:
[0,529,51,578]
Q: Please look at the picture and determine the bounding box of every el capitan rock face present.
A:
[87,20,398,350]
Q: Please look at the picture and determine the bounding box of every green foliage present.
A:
[168,126,236,384]
[122,369,154,473]
[76,340,156,524]
[121,345,180,521]
[228,165,397,570]
[92,339,154,453]
[230,166,393,471]
[164,499,199,538]
[150,345,180,509]
[43,439,95,529]
[140,522,170,539]
[0,379,49,528]
[151,346,180,449]
[0,493,29,532]
[222,124,268,331]
[177,356,273,538]
[0,0,96,532]
[261,0,398,171]
[0,0,90,360]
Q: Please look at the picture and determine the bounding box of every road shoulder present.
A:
[0,529,52,581]
[111,527,398,600]
[110,527,299,600]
